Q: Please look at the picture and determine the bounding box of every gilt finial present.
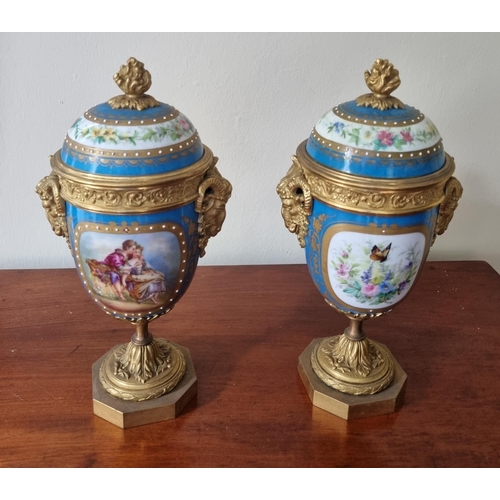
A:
[108,57,160,111]
[356,59,404,111]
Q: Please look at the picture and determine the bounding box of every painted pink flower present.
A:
[337,263,351,278]
[178,118,191,131]
[377,130,394,146]
[361,283,380,298]
[400,130,413,143]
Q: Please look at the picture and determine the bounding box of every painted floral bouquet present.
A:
[331,241,421,307]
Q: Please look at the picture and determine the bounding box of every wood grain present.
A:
[1,262,499,467]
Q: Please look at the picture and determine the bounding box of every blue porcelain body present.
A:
[67,204,200,322]
[301,95,448,316]
[58,97,206,322]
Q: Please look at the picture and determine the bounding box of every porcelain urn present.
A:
[36,58,232,427]
[277,59,462,419]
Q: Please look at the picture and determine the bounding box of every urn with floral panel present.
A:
[277,59,462,419]
[36,58,232,428]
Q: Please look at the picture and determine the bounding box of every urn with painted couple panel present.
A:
[277,59,462,419]
[36,58,231,427]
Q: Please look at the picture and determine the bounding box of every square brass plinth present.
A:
[298,338,407,421]
[92,342,197,429]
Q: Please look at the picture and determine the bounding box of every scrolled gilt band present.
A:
[296,140,456,215]
[49,146,215,213]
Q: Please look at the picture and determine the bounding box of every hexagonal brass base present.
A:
[299,338,407,420]
[92,342,197,429]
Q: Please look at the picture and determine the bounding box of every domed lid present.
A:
[306,59,445,179]
[59,57,204,177]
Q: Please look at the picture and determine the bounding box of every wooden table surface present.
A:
[1,261,499,468]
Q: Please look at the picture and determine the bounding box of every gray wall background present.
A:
[1,33,499,271]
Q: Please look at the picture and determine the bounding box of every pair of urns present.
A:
[36,57,462,427]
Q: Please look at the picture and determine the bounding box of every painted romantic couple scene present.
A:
[80,231,181,313]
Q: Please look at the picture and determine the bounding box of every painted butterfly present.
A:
[370,243,392,262]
